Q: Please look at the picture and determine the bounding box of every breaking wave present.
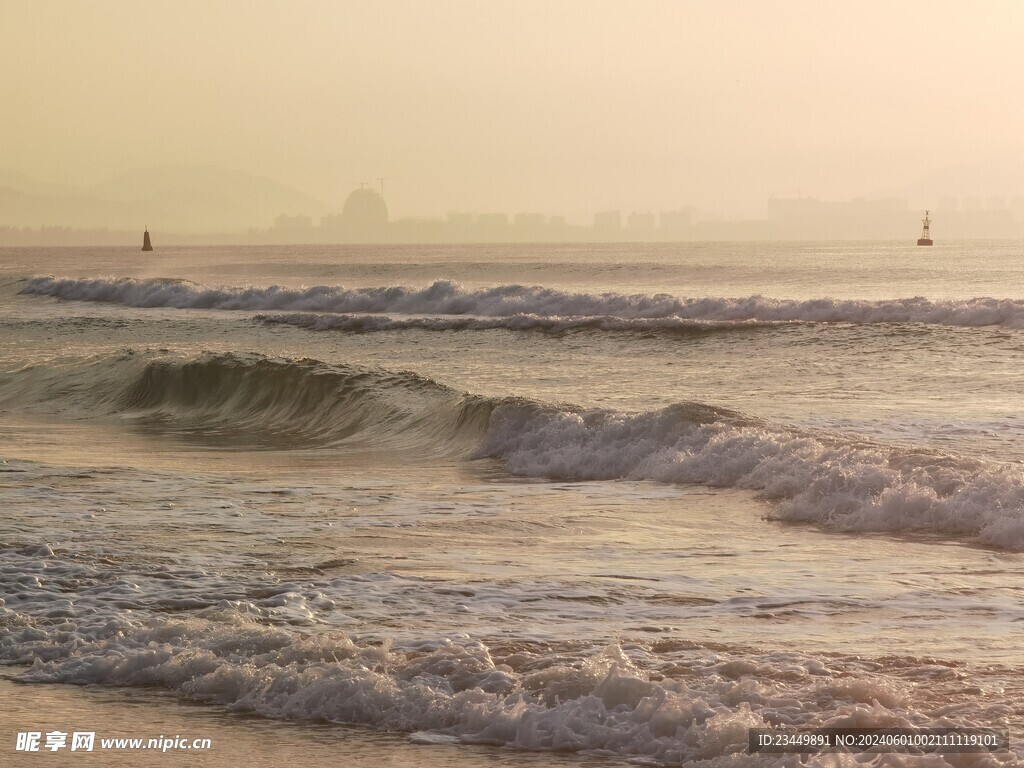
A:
[4,350,1024,548]
[4,604,1008,765]
[0,539,1014,765]
[0,352,492,454]
[256,311,776,334]
[478,400,1024,549]
[22,276,1024,327]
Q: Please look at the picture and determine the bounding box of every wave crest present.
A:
[6,348,1024,547]
[0,351,492,454]
[256,311,773,335]
[478,400,1024,549]
[23,276,1024,327]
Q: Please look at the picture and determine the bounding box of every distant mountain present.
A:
[0,187,129,230]
[0,164,331,231]
[0,168,81,198]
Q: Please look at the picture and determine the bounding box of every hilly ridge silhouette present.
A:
[0,163,330,232]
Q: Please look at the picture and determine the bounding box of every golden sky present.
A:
[3,0,1023,219]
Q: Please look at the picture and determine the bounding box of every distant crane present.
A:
[376,177,402,197]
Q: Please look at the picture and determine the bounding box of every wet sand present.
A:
[0,678,612,767]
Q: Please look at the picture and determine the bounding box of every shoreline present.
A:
[0,677,610,767]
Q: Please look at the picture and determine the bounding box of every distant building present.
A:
[319,187,389,242]
[389,216,446,243]
[274,213,312,230]
[339,187,388,241]
[513,212,545,228]
[626,211,656,237]
[476,213,509,231]
[512,213,545,240]
[659,208,693,238]
[593,210,621,235]
[443,211,475,241]
[547,215,568,240]
[767,196,910,239]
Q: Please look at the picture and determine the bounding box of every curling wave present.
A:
[0,351,492,454]
[5,350,1024,547]
[22,275,1024,327]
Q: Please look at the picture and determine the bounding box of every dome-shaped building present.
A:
[341,187,388,237]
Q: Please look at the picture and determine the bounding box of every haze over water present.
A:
[4,2,1024,225]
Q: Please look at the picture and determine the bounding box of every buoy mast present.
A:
[917,211,932,246]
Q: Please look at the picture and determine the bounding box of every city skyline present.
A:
[5,169,1024,246]
[4,2,1024,225]
[5,159,1024,242]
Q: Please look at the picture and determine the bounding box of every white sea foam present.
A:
[22,276,1024,327]
[0,459,1019,764]
[478,402,1024,549]
[1,603,1010,766]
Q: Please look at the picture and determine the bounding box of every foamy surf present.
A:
[479,401,1024,549]
[2,452,1021,765]
[0,599,1012,766]
[22,276,1024,327]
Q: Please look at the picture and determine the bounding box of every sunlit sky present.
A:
[3,1,1024,219]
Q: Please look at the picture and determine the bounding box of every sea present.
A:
[2,241,1024,767]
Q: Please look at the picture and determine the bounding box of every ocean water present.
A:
[3,241,1024,766]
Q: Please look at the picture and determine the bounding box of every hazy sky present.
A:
[3,1,1024,219]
